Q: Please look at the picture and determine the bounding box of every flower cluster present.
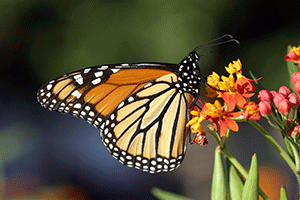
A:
[255,64,300,140]
[187,59,260,145]
[187,43,300,146]
[258,86,300,116]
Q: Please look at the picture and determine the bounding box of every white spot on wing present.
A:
[74,103,81,109]
[144,83,152,88]
[95,71,103,77]
[76,78,83,85]
[110,114,115,120]
[128,96,134,102]
[46,84,52,90]
[89,111,95,117]
[92,78,101,85]
[111,69,120,73]
[117,101,124,109]
[98,66,108,70]
[84,68,91,73]
[72,90,82,98]
[74,74,82,80]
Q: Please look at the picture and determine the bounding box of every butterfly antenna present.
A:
[193,34,239,52]
[197,50,227,64]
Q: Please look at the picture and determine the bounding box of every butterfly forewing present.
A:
[37,65,173,128]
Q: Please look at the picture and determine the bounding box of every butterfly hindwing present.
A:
[101,73,194,173]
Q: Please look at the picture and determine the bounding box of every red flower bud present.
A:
[288,93,300,107]
[269,91,278,102]
[257,90,272,102]
[278,86,291,97]
[292,72,300,84]
[294,82,300,94]
[273,93,287,107]
[277,99,291,115]
[258,101,272,116]
[291,125,300,138]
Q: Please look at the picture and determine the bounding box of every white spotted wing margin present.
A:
[100,73,195,173]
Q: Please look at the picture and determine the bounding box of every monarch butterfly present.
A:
[37,35,237,173]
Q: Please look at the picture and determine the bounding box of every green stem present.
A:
[249,120,296,171]
[290,141,300,172]
[221,147,270,200]
[271,112,284,131]
[265,115,281,131]
[289,141,300,197]
[208,131,223,147]
[292,107,297,119]
[273,105,283,122]
[223,129,230,147]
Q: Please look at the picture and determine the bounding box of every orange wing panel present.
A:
[105,69,173,84]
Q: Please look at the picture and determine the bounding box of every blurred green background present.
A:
[1,0,300,199]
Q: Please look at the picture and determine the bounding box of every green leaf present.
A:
[151,187,193,200]
[286,45,300,93]
[211,147,229,200]
[242,154,259,200]
[226,158,244,200]
[280,187,289,200]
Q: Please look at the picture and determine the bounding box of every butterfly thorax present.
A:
[177,51,203,96]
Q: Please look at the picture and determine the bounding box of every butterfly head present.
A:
[177,51,203,95]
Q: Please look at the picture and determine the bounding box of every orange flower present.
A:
[243,101,262,121]
[235,76,256,97]
[285,45,300,68]
[206,72,221,98]
[225,59,243,78]
[220,75,256,108]
[219,74,236,93]
[202,100,242,137]
[205,59,256,109]
[186,107,205,134]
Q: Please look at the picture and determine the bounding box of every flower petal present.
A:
[224,117,239,132]
[219,120,228,137]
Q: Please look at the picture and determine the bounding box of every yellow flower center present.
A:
[207,72,220,88]
[205,100,224,118]
[245,102,259,116]
[219,74,236,94]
